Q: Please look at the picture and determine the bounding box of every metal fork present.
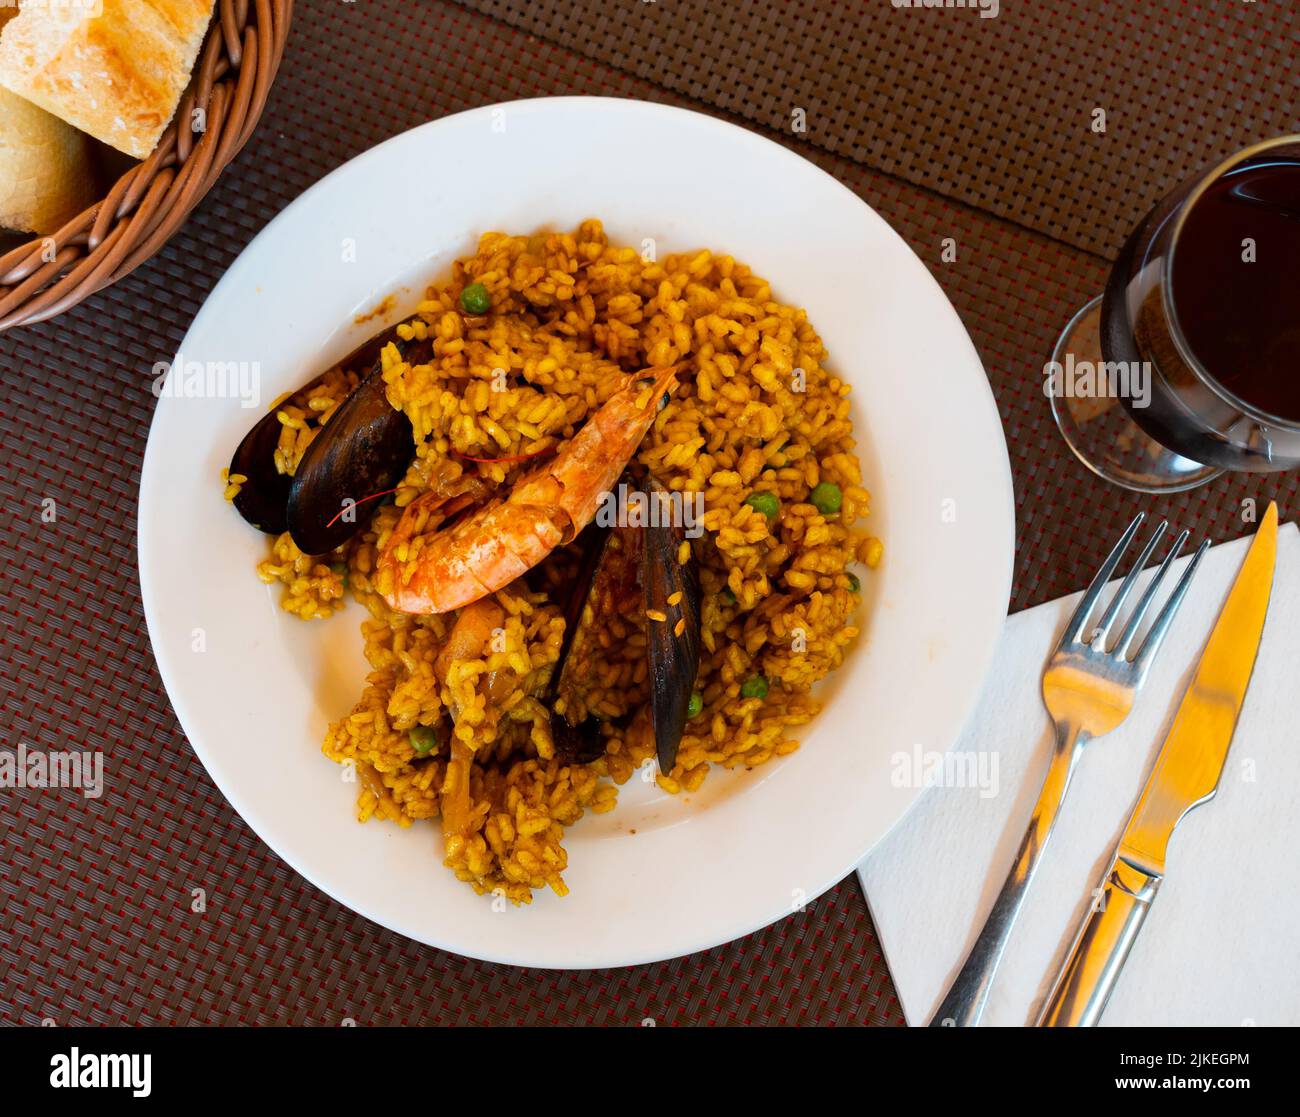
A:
[929,512,1208,1027]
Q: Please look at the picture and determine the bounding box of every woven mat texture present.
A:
[459,0,1300,258]
[1,0,1295,1026]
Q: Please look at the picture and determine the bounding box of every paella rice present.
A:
[227,220,881,903]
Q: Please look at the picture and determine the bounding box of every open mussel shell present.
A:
[285,352,420,556]
[548,475,702,772]
[227,323,413,540]
[548,524,632,765]
[643,475,701,773]
[228,400,294,535]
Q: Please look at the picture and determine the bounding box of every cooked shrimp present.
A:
[433,597,505,686]
[379,365,678,614]
[441,741,475,848]
[434,599,505,848]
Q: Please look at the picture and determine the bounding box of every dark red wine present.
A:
[1099,147,1300,473]
[1170,155,1300,421]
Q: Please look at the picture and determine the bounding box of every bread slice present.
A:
[0,0,215,160]
[0,2,94,233]
[0,79,96,234]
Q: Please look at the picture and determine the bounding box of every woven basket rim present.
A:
[0,0,294,333]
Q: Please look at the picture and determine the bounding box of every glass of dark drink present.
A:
[1047,135,1300,492]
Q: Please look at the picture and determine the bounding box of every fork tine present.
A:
[1113,529,1189,660]
[1060,512,1146,648]
[1089,520,1168,648]
[1131,538,1210,675]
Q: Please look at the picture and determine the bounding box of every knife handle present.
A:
[1037,858,1162,1027]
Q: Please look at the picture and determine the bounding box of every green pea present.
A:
[331,562,349,589]
[459,282,492,315]
[687,692,704,718]
[740,676,769,700]
[720,586,737,605]
[847,572,861,593]
[744,492,779,520]
[409,725,439,755]
[810,481,842,515]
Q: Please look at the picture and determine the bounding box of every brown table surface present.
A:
[1,0,1295,1026]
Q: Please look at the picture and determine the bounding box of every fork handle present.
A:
[928,720,1088,1027]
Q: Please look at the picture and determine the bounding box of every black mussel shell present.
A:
[227,323,411,538]
[643,476,701,773]
[547,475,702,773]
[548,524,633,764]
[285,350,421,556]
[549,713,608,766]
[228,399,293,535]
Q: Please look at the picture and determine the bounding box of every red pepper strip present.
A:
[321,448,551,532]
[325,487,399,529]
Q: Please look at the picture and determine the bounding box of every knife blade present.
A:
[1038,502,1278,1026]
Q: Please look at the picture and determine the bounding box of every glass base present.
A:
[1048,296,1223,494]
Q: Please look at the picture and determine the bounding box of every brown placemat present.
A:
[457,0,1300,259]
[1,0,1294,1027]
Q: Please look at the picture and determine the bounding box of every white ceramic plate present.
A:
[138,98,1014,968]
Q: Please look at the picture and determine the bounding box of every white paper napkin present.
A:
[857,522,1300,1027]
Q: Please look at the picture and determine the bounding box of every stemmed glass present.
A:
[1048,135,1300,493]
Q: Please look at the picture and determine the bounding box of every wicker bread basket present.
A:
[0,0,293,333]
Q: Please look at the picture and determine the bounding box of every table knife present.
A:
[1037,501,1278,1027]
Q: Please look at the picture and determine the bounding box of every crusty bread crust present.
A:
[0,0,215,160]
[0,85,95,233]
